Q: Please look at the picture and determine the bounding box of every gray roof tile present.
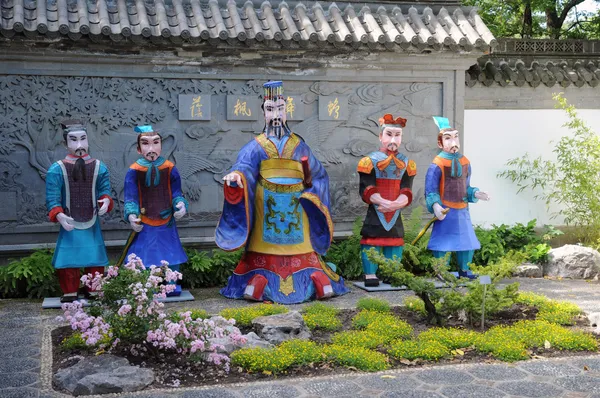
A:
[0,0,496,51]
[466,58,600,88]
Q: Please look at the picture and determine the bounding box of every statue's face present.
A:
[66,130,89,157]
[263,98,287,138]
[439,130,460,154]
[379,126,402,153]
[138,134,162,161]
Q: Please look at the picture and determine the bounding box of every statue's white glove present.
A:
[474,191,490,201]
[223,172,243,188]
[174,201,186,220]
[97,197,110,216]
[433,203,448,221]
[128,214,143,232]
[56,213,75,231]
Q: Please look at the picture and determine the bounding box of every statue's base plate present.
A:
[42,290,195,309]
[353,275,470,292]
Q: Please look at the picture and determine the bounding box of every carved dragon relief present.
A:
[0,75,443,231]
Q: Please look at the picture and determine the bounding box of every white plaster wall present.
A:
[464,109,600,227]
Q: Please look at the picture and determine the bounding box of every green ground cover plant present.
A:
[515,292,583,325]
[356,297,391,313]
[302,302,342,331]
[219,303,288,327]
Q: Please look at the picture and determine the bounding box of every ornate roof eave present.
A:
[0,0,496,54]
[466,39,600,88]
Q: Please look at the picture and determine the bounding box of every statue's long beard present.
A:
[265,121,290,139]
[73,158,87,182]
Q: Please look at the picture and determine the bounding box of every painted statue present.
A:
[46,120,114,302]
[216,80,349,304]
[424,116,490,279]
[357,114,416,287]
[122,125,188,295]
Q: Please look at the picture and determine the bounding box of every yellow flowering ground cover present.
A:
[227,297,597,374]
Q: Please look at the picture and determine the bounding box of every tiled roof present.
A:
[466,59,600,88]
[0,0,496,51]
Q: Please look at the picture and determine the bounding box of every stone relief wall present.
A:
[0,75,443,243]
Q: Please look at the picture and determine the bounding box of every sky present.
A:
[578,0,600,13]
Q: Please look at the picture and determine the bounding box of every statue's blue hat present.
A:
[134,125,154,134]
[432,116,452,131]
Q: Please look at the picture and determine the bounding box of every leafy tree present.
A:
[464,0,600,39]
[498,93,600,243]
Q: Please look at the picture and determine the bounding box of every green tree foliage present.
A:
[464,0,600,39]
[499,93,600,243]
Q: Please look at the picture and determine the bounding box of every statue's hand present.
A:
[56,213,75,231]
[433,203,448,221]
[128,214,143,232]
[223,172,243,188]
[97,197,110,216]
[375,199,397,213]
[475,191,490,201]
[395,194,409,209]
[174,201,186,220]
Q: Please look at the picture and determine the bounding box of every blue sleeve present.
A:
[424,164,443,213]
[123,168,140,221]
[96,162,112,198]
[215,140,263,251]
[45,162,64,211]
[466,164,479,203]
[294,141,334,255]
[170,166,189,211]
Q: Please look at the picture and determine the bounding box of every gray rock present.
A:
[544,245,600,279]
[208,315,244,336]
[241,332,274,349]
[73,366,154,396]
[252,311,311,345]
[514,263,543,278]
[53,355,154,396]
[588,312,600,334]
[207,337,238,355]
[201,332,270,361]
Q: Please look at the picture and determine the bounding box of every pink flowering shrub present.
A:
[59,254,245,371]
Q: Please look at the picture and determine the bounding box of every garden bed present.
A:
[52,301,596,394]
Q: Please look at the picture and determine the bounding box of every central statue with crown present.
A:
[216,81,349,304]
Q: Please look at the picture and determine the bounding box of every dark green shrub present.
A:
[0,249,61,298]
[181,248,242,288]
[473,226,505,266]
[324,218,363,280]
